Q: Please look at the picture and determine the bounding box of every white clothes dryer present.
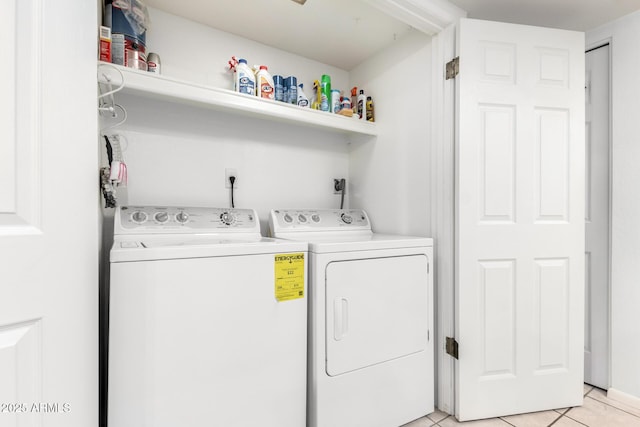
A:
[108,206,307,427]
[269,209,434,427]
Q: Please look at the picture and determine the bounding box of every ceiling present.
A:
[447,0,640,31]
[143,0,640,70]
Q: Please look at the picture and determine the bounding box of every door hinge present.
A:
[446,336,459,359]
[446,57,459,80]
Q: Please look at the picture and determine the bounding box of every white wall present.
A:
[113,110,350,231]
[104,7,360,234]
[146,7,351,105]
[102,7,433,237]
[587,10,640,401]
[349,29,433,236]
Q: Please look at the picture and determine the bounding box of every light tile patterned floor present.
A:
[403,384,640,427]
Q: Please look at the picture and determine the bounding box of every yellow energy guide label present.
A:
[274,253,305,302]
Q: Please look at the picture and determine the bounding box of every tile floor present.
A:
[403,384,640,427]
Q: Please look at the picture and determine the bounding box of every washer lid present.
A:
[110,236,307,262]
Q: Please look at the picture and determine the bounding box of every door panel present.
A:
[534,109,570,222]
[0,320,42,425]
[478,105,516,223]
[0,4,45,424]
[534,258,570,372]
[0,0,17,214]
[477,259,515,378]
[325,255,428,376]
[456,18,585,421]
[0,0,41,232]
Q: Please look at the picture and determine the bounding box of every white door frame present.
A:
[430,23,458,414]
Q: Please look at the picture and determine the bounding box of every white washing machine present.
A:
[269,209,434,427]
[108,206,308,427]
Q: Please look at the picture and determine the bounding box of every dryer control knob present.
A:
[175,212,189,224]
[154,212,169,223]
[341,213,353,224]
[131,211,148,224]
[298,214,307,223]
[284,214,293,223]
[220,212,236,226]
[311,214,321,223]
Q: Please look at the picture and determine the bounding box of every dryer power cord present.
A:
[229,176,236,208]
[334,178,346,209]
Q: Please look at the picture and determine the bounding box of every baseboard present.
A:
[607,388,640,410]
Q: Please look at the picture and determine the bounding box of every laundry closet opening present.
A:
[584,42,611,391]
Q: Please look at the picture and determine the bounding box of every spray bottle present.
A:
[320,74,331,112]
[312,80,321,110]
[297,83,310,108]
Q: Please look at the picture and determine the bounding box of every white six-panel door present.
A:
[455,18,585,421]
[0,0,97,426]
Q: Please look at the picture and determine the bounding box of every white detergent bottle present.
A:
[235,59,256,95]
[255,65,275,100]
[297,83,310,108]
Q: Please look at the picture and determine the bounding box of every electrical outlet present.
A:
[225,168,238,188]
[333,178,346,194]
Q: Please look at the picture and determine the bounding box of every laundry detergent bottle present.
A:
[234,59,256,95]
[256,65,275,100]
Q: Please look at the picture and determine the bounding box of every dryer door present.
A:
[325,254,429,376]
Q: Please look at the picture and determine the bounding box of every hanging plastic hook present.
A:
[98,63,126,125]
[100,103,128,133]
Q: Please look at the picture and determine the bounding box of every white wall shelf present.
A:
[98,62,378,137]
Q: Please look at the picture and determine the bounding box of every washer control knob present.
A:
[341,213,353,224]
[284,214,293,223]
[298,214,307,223]
[220,212,236,226]
[311,214,321,223]
[131,211,148,224]
[175,211,189,224]
[154,211,169,223]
